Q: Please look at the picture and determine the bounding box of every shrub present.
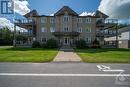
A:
[0,39,13,46]
[32,41,41,48]
[41,43,46,48]
[45,39,58,48]
[75,39,87,49]
[16,35,28,42]
[91,39,101,48]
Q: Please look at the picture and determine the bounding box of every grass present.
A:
[0,46,58,63]
[76,48,130,63]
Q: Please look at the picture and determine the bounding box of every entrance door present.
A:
[64,37,69,45]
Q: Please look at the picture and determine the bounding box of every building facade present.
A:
[104,26,130,48]
[15,6,108,46]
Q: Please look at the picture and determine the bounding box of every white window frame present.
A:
[41,37,47,42]
[86,18,91,23]
[77,27,82,33]
[50,27,55,32]
[41,27,46,32]
[86,37,91,43]
[50,18,55,23]
[63,15,69,22]
[86,27,91,33]
[78,18,82,23]
[63,26,69,32]
[41,18,46,23]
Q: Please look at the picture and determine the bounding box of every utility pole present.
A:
[115,21,118,48]
[13,24,16,47]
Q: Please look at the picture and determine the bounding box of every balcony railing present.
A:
[96,19,118,28]
[15,19,35,24]
[96,31,117,37]
[52,31,80,37]
[15,19,36,29]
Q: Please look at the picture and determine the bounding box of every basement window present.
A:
[41,38,47,42]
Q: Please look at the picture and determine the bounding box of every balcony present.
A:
[52,31,80,37]
[96,19,105,28]
[96,19,118,28]
[96,31,117,38]
[15,19,36,29]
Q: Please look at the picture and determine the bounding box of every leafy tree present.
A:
[0,27,13,45]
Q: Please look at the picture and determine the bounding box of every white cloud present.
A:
[50,14,54,16]
[0,18,14,30]
[0,18,26,31]
[98,0,130,19]
[12,0,30,15]
[79,12,95,16]
[0,0,30,31]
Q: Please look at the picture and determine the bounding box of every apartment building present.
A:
[15,6,108,46]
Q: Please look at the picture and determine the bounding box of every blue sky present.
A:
[28,0,100,15]
[0,0,130,29]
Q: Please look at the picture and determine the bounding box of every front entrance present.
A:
[64,37,70,45]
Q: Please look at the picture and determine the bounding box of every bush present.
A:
[91,39,101,48]
[45,39,58,48]
[0,39,13,46]
[32,41,41,48]
[75,39,87,49]
[16,35,28,42]
[41,43,46,48]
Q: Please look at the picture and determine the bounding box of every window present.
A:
[86,27,91,33]
[63,26,69,32]
[41,27,46,32]
[28,29,33,35]
[78,18,82,23]
[77,27,82,33]
[63,16,69,22]
[50,27,55,32]
[86,37,91,43]
[41,38,47,42]
[86,18,91,23]
[50,18,55,23]
[96,18,104,23]
[41,18,46,23]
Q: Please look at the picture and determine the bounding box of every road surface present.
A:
[0,63,130,87]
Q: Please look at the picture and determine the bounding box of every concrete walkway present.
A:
[53,46,82,62]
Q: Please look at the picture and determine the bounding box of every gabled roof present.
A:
[54,6,78,16]
[24,10,39,18]
[95,10,109,18]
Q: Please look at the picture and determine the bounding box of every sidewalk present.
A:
[53,46,82,62]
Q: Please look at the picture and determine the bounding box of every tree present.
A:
[0,27,13,45]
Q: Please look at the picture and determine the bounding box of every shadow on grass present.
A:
[5,47,58,51]
[75,48,130,54]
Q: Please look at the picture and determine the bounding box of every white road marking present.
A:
[0,73,130,77]
[103,70,125,72]
[97,65,111,71]
[97,65,125,73]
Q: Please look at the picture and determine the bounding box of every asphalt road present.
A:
[0,63,130,87]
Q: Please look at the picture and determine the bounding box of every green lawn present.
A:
[0,47,58,63]
[76,48,130,63]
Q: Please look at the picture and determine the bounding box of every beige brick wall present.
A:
[35,15,97,44]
